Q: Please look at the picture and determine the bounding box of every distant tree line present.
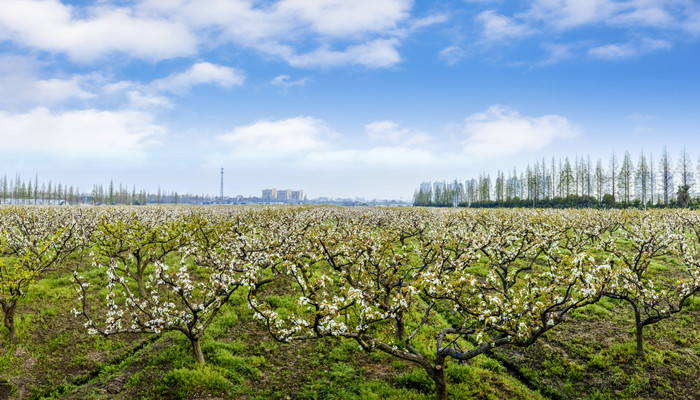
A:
[415,146,700,209]
[0,174,214,205]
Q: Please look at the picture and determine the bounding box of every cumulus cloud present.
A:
[0,56,95,107]
[0,0,197,62]
[438,45,467,65]
[538,42,577,65]
[461,105,579,159]
[270,75,309,88]
[219,116,336,157]
[467,0,698,64]
[274,0,411,37]
[141,0,423,68]
[274,38,402,68]
[0,0,437,69]
[0,108,164,159]
[364,121,432,147]
[150,62,245,94]
[588,37,672,60]
[302,147,435,169]
[477,10,532,41]
[91,62,244,111]
[588,43,638,59]
[525,0,619,30]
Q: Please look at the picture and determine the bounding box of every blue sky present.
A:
[0,0,699,200]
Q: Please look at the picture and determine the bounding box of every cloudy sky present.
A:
[1,0,699,200]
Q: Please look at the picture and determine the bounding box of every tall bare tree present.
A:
[560,157,575,197]
[594,159,606,201]
[660,147,673,205]
[609,151,618,203]
[649,153,655,205]
[619,151,634,204]
[678,146,694,196]
[636,150,650,207]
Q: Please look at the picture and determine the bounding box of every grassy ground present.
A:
[494,296,700,400]
[1,253,699,399]
[1,253,542,400]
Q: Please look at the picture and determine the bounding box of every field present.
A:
[0,206,698,400]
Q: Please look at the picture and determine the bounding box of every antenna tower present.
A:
[220,167,224,201]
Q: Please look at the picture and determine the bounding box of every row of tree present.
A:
[0,174,215,205]
[415,147,698,208]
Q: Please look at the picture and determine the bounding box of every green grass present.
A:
[2,207,700,400]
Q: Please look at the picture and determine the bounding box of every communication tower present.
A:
[220,167,224,201]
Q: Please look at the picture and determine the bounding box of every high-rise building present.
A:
[291,190,304,201]
[262,188,277,200]
[277,189,292,201]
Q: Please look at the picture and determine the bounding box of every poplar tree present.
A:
[636,150,650,207]
[619,151,634,204]
[660,147,673,205]
[594,159,606,202]
[609,152,618,203]
[560,157,574,197]
[678,146,694,196]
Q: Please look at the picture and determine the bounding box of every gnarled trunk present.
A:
[2,302,17,344]
[635,311,645,357]
[191,336,205,364]
[425,363,447,400]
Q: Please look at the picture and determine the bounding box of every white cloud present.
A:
[364,121,432,147]
[612,6,674,28]
[588,37,671,59]
[302,147,435,169]
[0,0,197,62]
[477,10,532,41]
[525,0,620,30]
[126,91,173,110]
[524,0,699,32]
[439,45,467,65]
[461,105,579,159]
[275,38,402,68]
[274,0,412,37]
[139,0,418,68]
[0,108,164,159]
[90,63,243,111]
[588,43,638,59]
[0,0,433,69]
[683,9,700,35]
[219,116,336,156]
[406,14,450,33]
[150,62,245,94]
[0,56,94,107]
[270,75,309,88]
[539,42,576,64]
[627,113,657,121]
[359,146,435,166]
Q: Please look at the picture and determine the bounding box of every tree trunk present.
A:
[191,336,205,364]
[2,302,16,344]
[426,364,448,400]
[136,266,147,298]
[635,311,645,357]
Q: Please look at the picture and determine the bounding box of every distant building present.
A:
[262,188,277,200]
[291,190,304,201]
[262,188,304,202]
[277,189,292,201]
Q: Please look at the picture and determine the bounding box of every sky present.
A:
[0,0,699,200]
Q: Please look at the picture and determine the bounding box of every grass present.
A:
[2,209,700,400]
